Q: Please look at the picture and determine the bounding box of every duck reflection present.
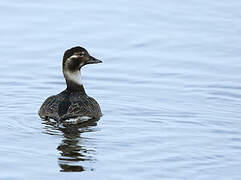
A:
[42,119,99,172]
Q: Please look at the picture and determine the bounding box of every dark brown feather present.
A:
[39,89,102,121]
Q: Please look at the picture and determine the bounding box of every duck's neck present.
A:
[63,69,86,94]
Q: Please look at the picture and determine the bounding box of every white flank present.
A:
[64,116,92,124]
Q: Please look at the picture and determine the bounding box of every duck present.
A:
[39,46,102,124]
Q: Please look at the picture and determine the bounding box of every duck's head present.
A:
[63,46,102,72]
[62,46,102,88]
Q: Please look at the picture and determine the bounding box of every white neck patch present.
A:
[63,54,83,85]
[64,70,82,85]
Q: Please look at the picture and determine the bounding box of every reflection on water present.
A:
[42,119,99,172]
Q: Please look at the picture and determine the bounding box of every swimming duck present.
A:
[39,46,102,124]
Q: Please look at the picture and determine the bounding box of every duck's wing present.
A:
[64,95,102,119]
[38,95,61,120]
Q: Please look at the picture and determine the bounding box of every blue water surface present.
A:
[0,0,241,179]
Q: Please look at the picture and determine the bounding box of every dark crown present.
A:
[62,46,88,65]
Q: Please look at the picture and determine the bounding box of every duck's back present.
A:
[39,90,102,121]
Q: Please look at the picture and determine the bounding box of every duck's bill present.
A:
[86,56,102,64]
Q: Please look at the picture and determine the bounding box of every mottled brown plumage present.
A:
[38,46,102,123]
[39,89,102,121]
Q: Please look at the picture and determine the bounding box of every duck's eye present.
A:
[75,52,85,57]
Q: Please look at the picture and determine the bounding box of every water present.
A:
[0,0,241,179]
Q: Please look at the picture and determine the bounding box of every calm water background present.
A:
[0,0,241,179]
